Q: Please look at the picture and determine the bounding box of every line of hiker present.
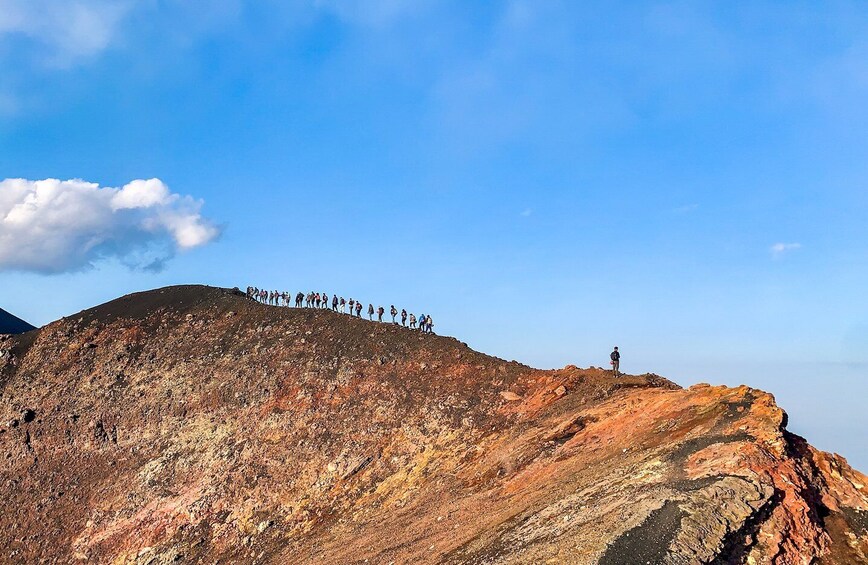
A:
[245,286,436,334]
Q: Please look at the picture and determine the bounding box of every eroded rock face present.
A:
[0,285,865,564]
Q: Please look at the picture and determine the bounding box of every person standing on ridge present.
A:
[332,294,338,311]
[355,301,362,317]
[418,314,426,331]
[377,306,385,322]
[610,346,620,377]
[368,303,375,320]
[348,298,355,314]
[409,313,417,329]
[390,305,398,324]
[401,309,407,327]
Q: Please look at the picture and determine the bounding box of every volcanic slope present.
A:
[0,285,866,564]
[0,307,35,335]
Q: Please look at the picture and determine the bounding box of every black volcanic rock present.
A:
[0,307,35,334]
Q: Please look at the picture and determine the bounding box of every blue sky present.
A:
[1,1,866,468]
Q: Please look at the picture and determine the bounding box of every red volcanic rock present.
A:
[0,285,865,564]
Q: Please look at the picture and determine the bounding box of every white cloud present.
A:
[0,0,135,67]
[770,242,801,258]
[111,178,172,210]
[520,208,533,217]
[672,203,699,214]
[0,178,220,273]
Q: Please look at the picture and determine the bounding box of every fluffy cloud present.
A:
[0,178,220,273]
[770,242,801,258]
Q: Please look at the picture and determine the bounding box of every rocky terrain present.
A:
[0,285,866,564]
[0,307,34,335]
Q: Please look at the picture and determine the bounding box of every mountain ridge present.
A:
[0,306,35,335]
[0,285,865,563]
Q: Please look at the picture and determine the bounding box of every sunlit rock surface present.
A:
[0,286,865,563]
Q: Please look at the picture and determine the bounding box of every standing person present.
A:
[348,298,355,314]
[409,313,417,329]
[401,309,407,327]
[355,301,362,317]
[610,347,621,377]
[368,303,375,320]
[377,306,385,322]
[340,297,346,313]
[322,292,329,309]
[418,314,426,331]
[390,305,397,324]
[426,315,434,334]
[332,294,338,311]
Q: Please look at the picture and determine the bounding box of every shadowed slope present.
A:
[0,307,35,335]
[0,285,865,564]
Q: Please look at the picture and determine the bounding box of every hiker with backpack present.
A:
[368,304,375,320]
[401,309,407,327]
[390,306,398,324]
[610,347,620,377]
[377,306,385,322]
[332,295,338,311]
[409,313,417,328]
[418,314,426,331]
[355,301,362,317]
[426,315,434,334]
